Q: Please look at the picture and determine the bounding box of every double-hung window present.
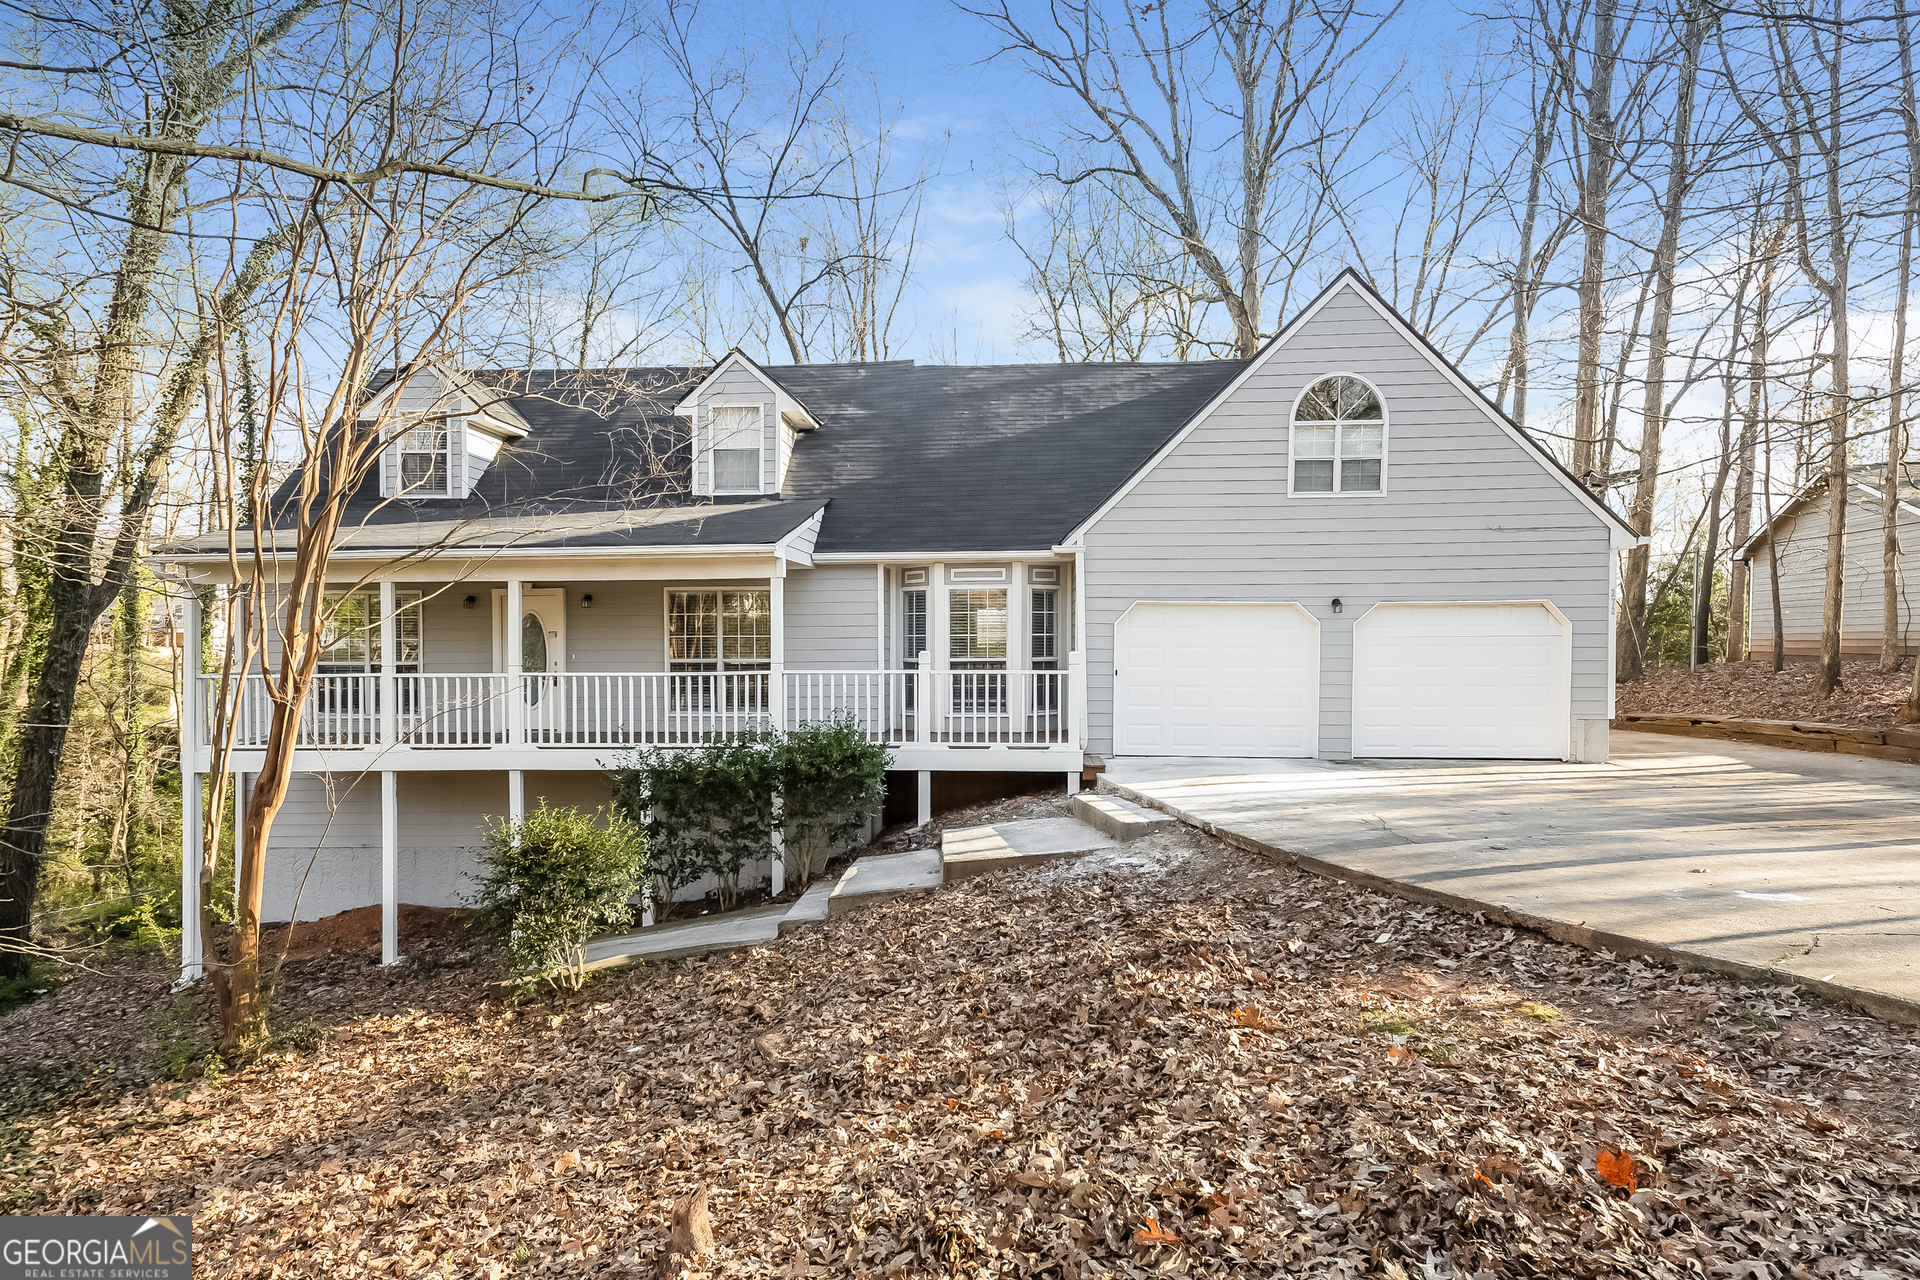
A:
[317,591,424,674]
[1029,589,1058,671]
[668,590,771,671]
[399,424,451,496]
[1291,375,1385,494]
[709,406,764,494]
[949,588,1007,716]
[315,591,423,725]
[668,589,770,714]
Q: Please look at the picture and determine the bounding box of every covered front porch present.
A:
[180,556,1087,774]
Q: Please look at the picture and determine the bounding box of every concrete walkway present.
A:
[1103,732,1920,1023]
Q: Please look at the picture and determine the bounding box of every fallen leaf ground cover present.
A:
[5,800,1920,1278]
[1616,660,1917,729]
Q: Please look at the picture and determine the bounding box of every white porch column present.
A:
[508,769,525,825]
[769,569,787,895]
[378,580,397,747]
[232,772,248,904]
[916,769,931,827]
[505,578,525,745]
[769,569,786,730]
[1009,561,1027,736]
[179,770,202,985]
[930,564,948,742]
[178,587,203,985]
[1066,771,1080,795]
[181,587,202,760]
[1071,550,1088,753]
[381,770,400,965]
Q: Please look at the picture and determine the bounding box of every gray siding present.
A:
[697,363,778,496]
[785,564,881,668]
[259,771,617,921]
[1747,486,1920,660]
[1081,282,1616,760]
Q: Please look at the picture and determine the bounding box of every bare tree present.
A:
[0,0,325,977]
[1726,1,1869,699]
[1726,211,1788,664]
[964,0,1400,358]
[1885,6,1919,679]
[1616,0,1711,682]
[623,0,861,363]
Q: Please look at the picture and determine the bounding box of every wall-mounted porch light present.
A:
[463,594,477,610]
[580,593,594,608]
[1331,597,1344,614]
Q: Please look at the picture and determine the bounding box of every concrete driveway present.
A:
[1102,731,1920,1021]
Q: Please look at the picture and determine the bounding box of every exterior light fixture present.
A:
[1331,598,1344,614]
[581,593,594,608]
[463,594,477,610]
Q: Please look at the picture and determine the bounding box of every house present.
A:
[1734,463,1919,663]
[161,271,1635,967]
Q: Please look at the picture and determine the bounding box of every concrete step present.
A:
[1071,792,1174,843]
[777,879,836,936]
[941,816,1116,884]
[581,901,787,969]
[828,848,944,918]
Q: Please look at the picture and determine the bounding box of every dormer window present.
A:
[710,405,764,494]
[1292,375,1385,494]
[400,423,451,496]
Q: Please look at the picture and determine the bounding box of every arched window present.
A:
[1291,375,1385,494]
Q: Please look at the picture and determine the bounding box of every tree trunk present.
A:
[1886,8,1918,675]
[1571,0,1619,483]
[0,586,98,974]
[1615,0,1704,682]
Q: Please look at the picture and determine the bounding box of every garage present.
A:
[1114,602,1318,756]
[1351,602,1569,758]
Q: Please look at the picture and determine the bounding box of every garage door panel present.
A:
[1353,603,1567,759]
[1115,603,1317,758]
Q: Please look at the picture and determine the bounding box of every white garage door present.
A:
[1352,603,1568,758]
[1114,602,1317,756]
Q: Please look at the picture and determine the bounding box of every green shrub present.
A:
[608,737,778,912]
[608,723,892,905]
[469,803,646,990]
[780,716,889,889]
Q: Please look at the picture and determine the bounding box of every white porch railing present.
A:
[198,665,1075,751]
[398,674,509,746]
[526,672,772,745]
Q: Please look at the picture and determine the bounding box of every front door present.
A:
[493,588,566,705]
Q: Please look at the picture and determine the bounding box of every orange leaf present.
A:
[1387,1045,1410,1062]
[1596,1150,1637,1191]
[1471,1168,1495,1192]
[1134,1218,1181,1245]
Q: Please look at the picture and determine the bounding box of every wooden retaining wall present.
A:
[1614,713,1920,765]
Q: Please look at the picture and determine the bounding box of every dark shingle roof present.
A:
[769,360,1244,553]
[171,359,1244,557]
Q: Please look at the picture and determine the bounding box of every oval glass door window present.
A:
[522,612,548,703]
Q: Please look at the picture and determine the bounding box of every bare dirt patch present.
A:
[6,824,1920,1278]
[1617,658,1917,729]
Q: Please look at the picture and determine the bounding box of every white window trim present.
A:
[660,586,774,670]
[707,402,766,496]
[1286,372,1389,498]
[383,416,463,500]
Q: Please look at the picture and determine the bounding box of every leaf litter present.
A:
[5,796,1920,1278]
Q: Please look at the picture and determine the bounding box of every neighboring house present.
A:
[1734,463,1920,663]
[160,270,1634,958]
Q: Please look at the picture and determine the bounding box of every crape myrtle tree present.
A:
[184,0,652,1053]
